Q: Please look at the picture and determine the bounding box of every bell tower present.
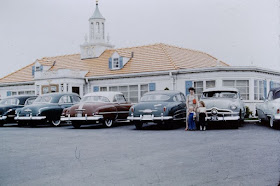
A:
[80,0,114,59]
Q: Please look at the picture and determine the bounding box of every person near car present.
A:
[187,106,196,131]
[197,101,207,131]
[185,87,199,131]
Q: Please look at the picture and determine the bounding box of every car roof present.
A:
[144,90,182,96]
[40,93,79,97]
[203,87,239,93]
[83,92,124,102]
[4,95,37,99]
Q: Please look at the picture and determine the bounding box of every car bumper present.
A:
[274,115,280,121]
[206,116,240,121]
[60,115,104,121]
[14,116,46,121]
[127,115,173,121]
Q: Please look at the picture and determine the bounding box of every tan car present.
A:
[61,92,132,128]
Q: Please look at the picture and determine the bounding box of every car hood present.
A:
[201,98,239,110]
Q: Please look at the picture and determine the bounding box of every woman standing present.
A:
[185,87,199,131]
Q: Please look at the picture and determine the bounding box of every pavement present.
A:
[0,122,279,186]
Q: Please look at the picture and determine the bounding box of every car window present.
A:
[59,96,72,104]
[34,96,52,103]
[24,97,36,105]
[72,96,81,104]
[180,93,186,102]
[114,94,126,103]
[202,91,237,99]
[0,98,19,105]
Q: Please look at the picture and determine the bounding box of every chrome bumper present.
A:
[206,116,240,121]
[60,115,103,121]
[274,115,280,120]
[127,115,173,121]
[14,116,46,121]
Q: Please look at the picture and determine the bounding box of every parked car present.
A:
[0,95,37,127]
[256,87,280,129]
[61,92,132,129]
[200,87,245,129]
[127,90,186,129]
[15,93,80,127]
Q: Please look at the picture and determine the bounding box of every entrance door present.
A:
[72,87,80,95]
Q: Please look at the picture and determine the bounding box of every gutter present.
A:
[86,66,280,80]
[0,81,35,87]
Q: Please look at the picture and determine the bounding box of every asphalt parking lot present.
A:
[0,122,279,186]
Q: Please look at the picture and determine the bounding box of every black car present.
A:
[15,93,80,127]
[0,95,37,127]
[127,90,186,129]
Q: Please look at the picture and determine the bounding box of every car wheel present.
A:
[269,117,275,129]
[103,119,114,128]
[72,122,81,129]
[51,120,61,127]
[135,122,143,130]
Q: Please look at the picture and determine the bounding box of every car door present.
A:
[265,91,274,117]
[175,93,187,120]
[114,94,131,120]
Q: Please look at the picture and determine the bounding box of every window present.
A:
[100,87,107,92]
[113,58,119,69]
[18,91,24,95]
[72,96,81,104]
[25,97,36,105]
[114,94,126,103]
[11,92,17,96]
[0,98,19,105]
[254,80,264,100]
[41,85,59,94]
[109,86,118,91]
[59,96,72,104]
[223,80,249,100]
[194,81,203,99]
[206,81,215,89]
[119,86,128,100]
[129,85,138,103]
[140,84,149,97]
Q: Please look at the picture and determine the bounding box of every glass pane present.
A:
[100,87,107,92]
[140,84,148,91]
[236,80,248,86]
[129,85,138,91]
[223,80,235,87]
[109,86,118,91]
[206,81,215,88]
[119,86,128,92]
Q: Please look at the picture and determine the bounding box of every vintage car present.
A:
[200,87,245,128]
[256,87,280,129]
[15,93,80,127]
[61,92,132,128]
[0,95,37,127]
[127,90,186,129]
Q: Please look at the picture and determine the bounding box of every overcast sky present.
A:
[0,0,279,78]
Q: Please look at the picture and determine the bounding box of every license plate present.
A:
[142,115,152,120]
[26,114,29,117]
[77,113,82,117]
[210,116,219,121]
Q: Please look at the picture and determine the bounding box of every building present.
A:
[0,1,280,113]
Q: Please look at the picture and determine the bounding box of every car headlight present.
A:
[230,105,237,110]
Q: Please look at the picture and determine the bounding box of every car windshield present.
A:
[202,91,238,99]
[141,94,170,102]
[81,96,110,103]
[0,98,20,105]
[33,96,52,103]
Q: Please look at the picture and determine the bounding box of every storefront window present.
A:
[194,81,203,99]
[223,80,249,100]
[254,80,264,100]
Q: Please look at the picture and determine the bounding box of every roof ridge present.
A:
[159,44,178,70]
[40,53,80,60]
